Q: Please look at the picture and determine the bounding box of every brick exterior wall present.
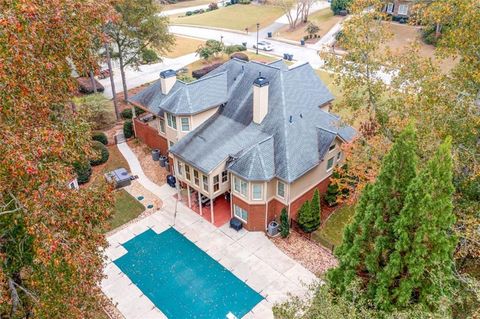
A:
[267,198,286,225]
[133,118,168,155]
[231,195,266,231]
[290,176,331,222]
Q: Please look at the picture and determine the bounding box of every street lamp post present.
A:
[256,23,260,55]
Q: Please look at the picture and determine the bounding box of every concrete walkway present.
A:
[117,142,176,202]
[103,142,319,319]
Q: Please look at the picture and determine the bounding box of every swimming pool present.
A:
[114,228,263,319]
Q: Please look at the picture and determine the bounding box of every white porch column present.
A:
[210,199,214,224]
[187,185,191,208]
[198,191,203,215]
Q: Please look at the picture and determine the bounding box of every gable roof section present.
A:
[228,137,275,181]
[129,72,228,116]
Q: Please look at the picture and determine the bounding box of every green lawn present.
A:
[171,4,284,31]
[107,189,145,231]
[315,69,341,99]
[312,204,355,249]
[163,0,212,9]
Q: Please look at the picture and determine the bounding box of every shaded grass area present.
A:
[276,8,344,42]
[312,204,355,248]
[171,4,283,31]
[165,36,205,58]
[108,189,145,231]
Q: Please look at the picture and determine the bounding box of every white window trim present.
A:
[202,174,209,192]
[233,176,248,198]
[252,183,263,201]
[213,175,220,193]
[167,113,177,130]
[277,180,285,199]
[222,171,228,184]
[326,157,335,172]
[328,144,336,153]
[159,118,166,134]
[337,151,342,161]
[185,165,191,181]
[180,117,190,132]
[233,204,248,223]
[386,2,394,13]
[398,4,408,15]
[177,161,184,176]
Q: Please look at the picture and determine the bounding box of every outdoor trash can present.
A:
[166,175,176,188]
[288,54,293,61]
[159,155,167,167]
[230,217,243,231]
[267,32,272,38]
[242,42,247,47]
[283,53,288,60]
[300,39,305,46]
[152,149,160,161]
[267,220,279,236]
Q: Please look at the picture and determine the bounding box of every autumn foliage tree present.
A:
[0,1,115,318]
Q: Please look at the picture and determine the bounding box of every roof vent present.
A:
[289,115,293,123]
[300,113,303,118]
[253,72,269,87]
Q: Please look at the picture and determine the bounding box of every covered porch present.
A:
[176,185,232,227]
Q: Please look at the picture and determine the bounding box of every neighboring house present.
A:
[129,59,355,232]
[383,0,412,19]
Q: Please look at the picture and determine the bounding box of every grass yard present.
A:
[165,36,205,58]
[108,189,145,231]
[275,9,344,42]
[315,69,340,99]
[382,22,457,72]
[170,4,283,31]
[312,204,355,249]
[162,0,212,9]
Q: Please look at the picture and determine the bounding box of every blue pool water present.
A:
[114,228,263,319]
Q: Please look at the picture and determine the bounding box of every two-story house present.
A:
[129,59,355,232]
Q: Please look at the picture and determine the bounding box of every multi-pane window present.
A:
[202,175,209,192]
[277,181,285,198]
[234,176,247,197]
[252,184,263,200]
[386,2,394,13]
[185,165,191,181]
[329,144,336,152]
[180,117,190,131]
[327,157,335,171]
[194,170,199,186]
[166,113,177,129]
[221,170,228,183]
[234,204,248,221]
[337,151,342,161]
[398,4,408,15]
[177,161,183,176]
[159,118,166,133]
[213,175,219,192]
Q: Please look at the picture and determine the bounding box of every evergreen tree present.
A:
[297,200,311,232]
[280,208,290,238]
[310,188,321,230]
[328,126,418,301]
[377,138,456,310]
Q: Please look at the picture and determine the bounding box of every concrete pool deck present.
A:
[102,199,319,319]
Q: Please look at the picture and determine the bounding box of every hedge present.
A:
[92,130,108,145]
[123,120,134,139]
[73,160,92,185]
[90,141,110,166]
[121,108,132,119]
[142,48,159,64]
[224,44,247,55]
[192,63,223,79]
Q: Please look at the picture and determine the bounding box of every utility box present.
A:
[104,168,132,189]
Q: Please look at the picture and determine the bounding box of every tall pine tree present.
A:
[328,126,418,300]
[377,137,457,310]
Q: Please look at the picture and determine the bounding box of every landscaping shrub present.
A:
[224,44,247,55]
[422,25,440,46]
[331,0,351,15]
[135,106,145,116]
[186,11,193,16]
[239,0,251,4]
[306,22,320,36]
[325,182,340,206]
[208,2,218,10]
[73,94,115,130]
[280,208,289,238]
[297,195,321,233]
[230,52,249,61]
[141,48,159,64]
[192,63,223,79]
[178,74,195,83]
[121,108,133,119]
[73,160,92,185]
[198,8,205,13]
[92,130,108,145]
[123,120,134,139]
[90,140,110,166]
[310,189,321,226]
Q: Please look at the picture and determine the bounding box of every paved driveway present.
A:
[102,198,318,319]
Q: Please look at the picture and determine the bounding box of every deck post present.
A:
[198,191,203,216]
[187,184,191,208]
[210,199,214,224]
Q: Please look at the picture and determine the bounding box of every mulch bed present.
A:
[271,230,338,276]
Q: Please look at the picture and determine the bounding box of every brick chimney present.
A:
[160,69,177,95]
[253,74,269,124]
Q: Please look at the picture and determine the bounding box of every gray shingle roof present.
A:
[129,72,228,115]
[165,59,356,182]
